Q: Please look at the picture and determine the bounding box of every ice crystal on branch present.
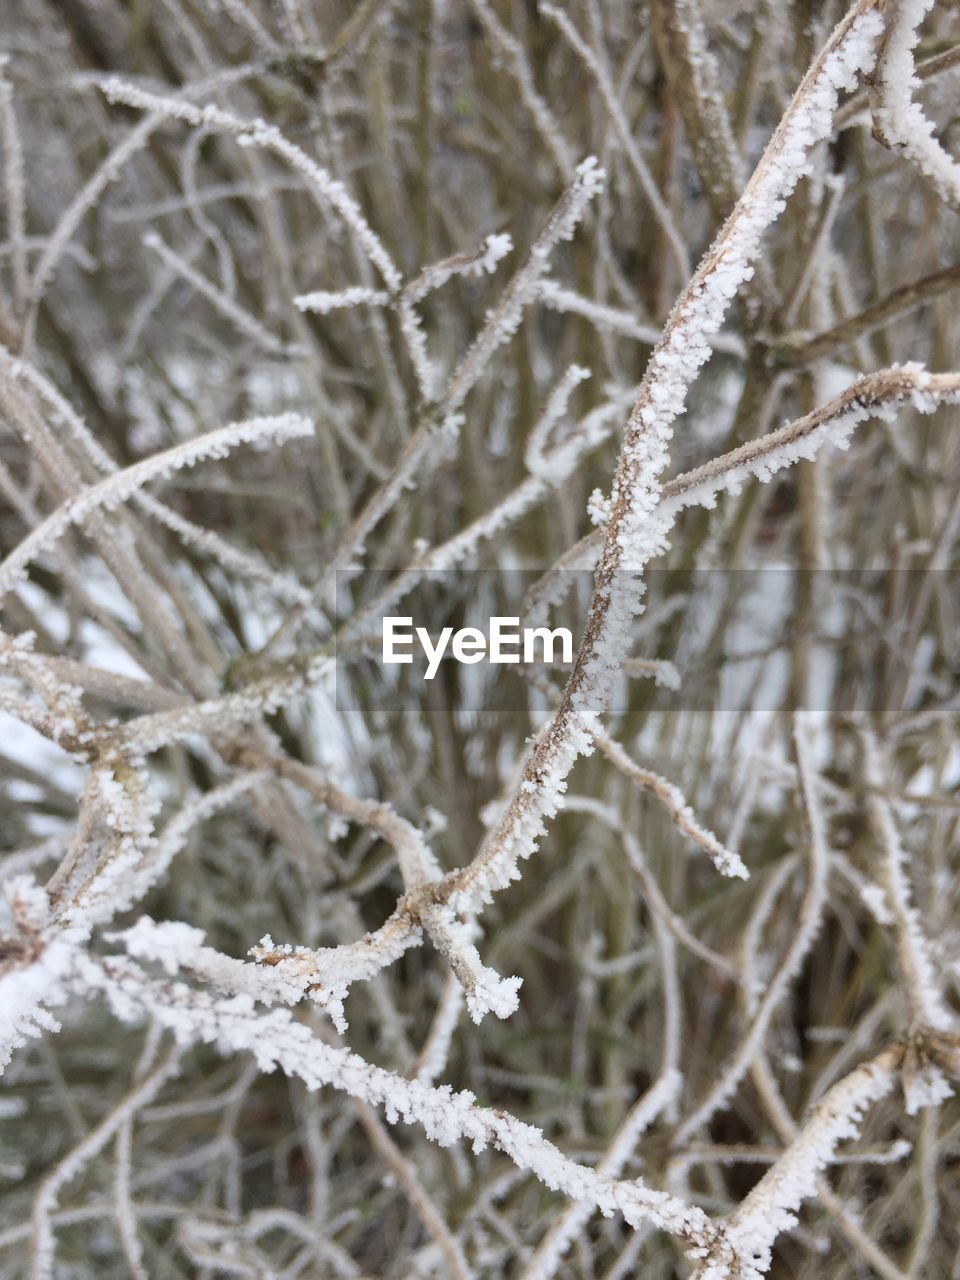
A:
[0,1,958,1275]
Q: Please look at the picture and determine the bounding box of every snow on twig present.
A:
[0,414,313,598]
[75,952,724,1255]
[872,0,960,210]
[440,3,885,919]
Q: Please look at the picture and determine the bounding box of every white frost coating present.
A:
[464,0,573,179]
[109,774,267,917]
[462,964,523,1022]
[75,953,721,1250]
[472,232,514,276]
[538,279,664,345]
[115,655,334,756]
[0,941,72,1070]
[873,0,960,209]
[537,279,746,357]
[420,906,522,1023]
[111,917,305,1003]
[539,2,690,276]
[0,878,79,1071]
[0,346,313,607]
[859,882,895,924]
[30,1045,179,1280]
[7,11,954,1271]
[674,716,830,1145]
[902,1059,953,1116]
[295,286,391,313]
[445,8,884,920]
[412,976,464,1085]
[98,79,403,290]
[445,157,604,416]
[59,761,163,932]
[137,498,314,606]
[338,391,631,639]
[250,925,425,1034]
[525,364,591,479]
[50,774,267,941]
[515,368,960,615]
[396,296,437,400]
[402,233,514,304]
[861,730,956,1037]
[600,735,747,879]
[0,414,313,597]
[706,1048,901,1280]
[623,657,682,690]
[520,1068,681,1280]
[611,6,885,565]
[659,365,960,519]
[312,157,604,586]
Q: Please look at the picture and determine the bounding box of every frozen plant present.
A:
[0,1,959,1277]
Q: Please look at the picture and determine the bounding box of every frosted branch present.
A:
[0,413,313,597]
